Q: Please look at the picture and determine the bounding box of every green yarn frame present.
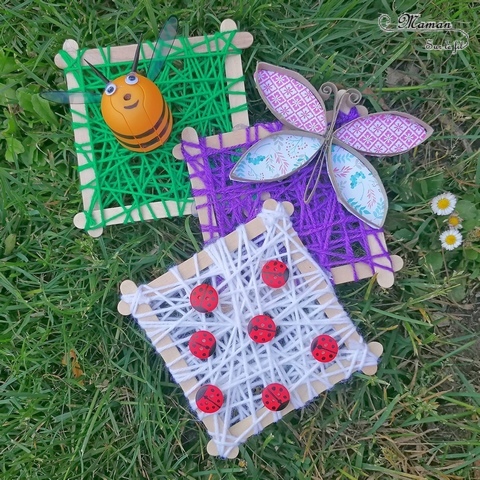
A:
[59,29,248,232]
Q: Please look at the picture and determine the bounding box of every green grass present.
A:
[1,0,479,478]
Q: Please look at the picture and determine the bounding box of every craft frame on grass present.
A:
[118,199,383,458]
[54,19,252,237]
[173,125,403,288]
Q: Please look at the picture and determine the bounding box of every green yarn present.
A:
[60,30,247,231]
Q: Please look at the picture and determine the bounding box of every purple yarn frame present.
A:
[181,121,394,282]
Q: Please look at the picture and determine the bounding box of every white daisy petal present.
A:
[439,229,463,250]
[431,192,457,216]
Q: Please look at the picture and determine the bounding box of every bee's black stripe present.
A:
[116,108,172,149]
[118,135,162,150]
[111,96,168,140]
[156,107,172,139]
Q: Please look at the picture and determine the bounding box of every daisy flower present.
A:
[446,213,463,229]
[440,229,463,251]
[431,192,457,215]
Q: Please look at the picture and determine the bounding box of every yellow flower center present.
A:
[445,234,457,245]
[437,198,451,209]
[448,216,460,226]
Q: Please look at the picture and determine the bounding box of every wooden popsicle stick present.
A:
[118,280,138,315]
[55,29,254,69]
[367,232,399,288]
[181,127,219,242]
[73,200,194,234]
[330,253,403,286]
[59,40,103,238]
[117,299,133,316]
[220,19,250,129]
[173,124,276,159]
[206,441,239,459]
[362,341,383,375]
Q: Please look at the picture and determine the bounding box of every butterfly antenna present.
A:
[85,60,110,84]
[304,143,327,204]
[131,35,143,72]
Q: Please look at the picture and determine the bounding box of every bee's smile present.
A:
[124,100,139,110]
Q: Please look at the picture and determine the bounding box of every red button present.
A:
[190,284,219,313]
[188,330,216,359]
[248,315,276,343]
[196,384,224,413]
[262,383,290,411]
[261,260,289,288]
[311,335,339,363]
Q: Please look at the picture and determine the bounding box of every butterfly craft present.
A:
[230,63,433,228]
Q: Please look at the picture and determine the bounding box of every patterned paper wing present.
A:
[334,112,433,156]
[255,62,328,135]
[230,132,324,182]
[327,140,388,228]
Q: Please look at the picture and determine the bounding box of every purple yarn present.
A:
[335,107,360,129]
[182,118,393,282]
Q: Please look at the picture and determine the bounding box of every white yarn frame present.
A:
[118,200,383,458]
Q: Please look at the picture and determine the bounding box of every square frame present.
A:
[173,126,403,288]
[55,20,252,237]
[118,199,383,458]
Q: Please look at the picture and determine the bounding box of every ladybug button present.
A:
[188,330,216,360]
[262,383,290,411]
[195,384,224,414]
[261,260,289,288]
[248,315,277,343]
[190,284,219,313]
[311,335,339,363]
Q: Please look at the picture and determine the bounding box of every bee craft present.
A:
[230,63,433,228]
[42,16,177,153]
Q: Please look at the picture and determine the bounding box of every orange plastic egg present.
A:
[100,73,172,153]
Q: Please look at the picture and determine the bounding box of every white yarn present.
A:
[122,203,380,457]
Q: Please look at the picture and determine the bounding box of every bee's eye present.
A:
[125,74,138,85]
[105,83,117,96]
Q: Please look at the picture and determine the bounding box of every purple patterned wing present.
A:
[334,112,433,156]
[255,62,328,135]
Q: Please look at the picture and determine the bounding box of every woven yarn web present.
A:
[182,121,393,280]
[122,204,378,457]
[59,30,247,230]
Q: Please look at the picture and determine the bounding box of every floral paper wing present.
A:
[327,140,388,228]
[334,112,433,156]
[255,62,328,135]
[230,132,324,183]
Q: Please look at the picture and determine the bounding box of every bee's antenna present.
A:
[131,36,143,73]
[85,60,110,84]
